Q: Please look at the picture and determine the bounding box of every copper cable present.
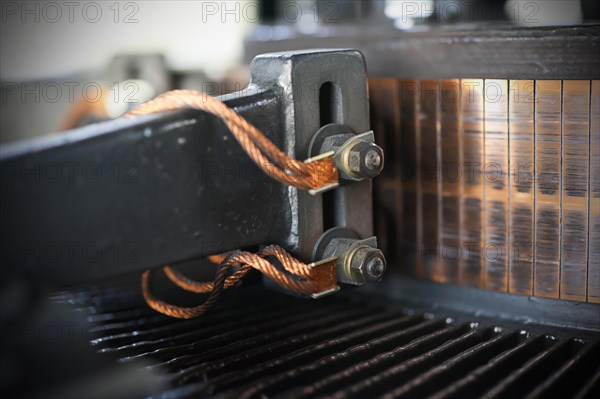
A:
[143,246,322,318]
[124,89,338,191]
[129,90,340,318]
[59,88,109,131]
[142,258,232,319]
[162,250,251,294]
[160,246,319,296]
[162,264,252,294]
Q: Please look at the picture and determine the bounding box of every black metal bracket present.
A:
[1,49,375,288]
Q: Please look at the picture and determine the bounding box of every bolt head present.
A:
[350,246,386,282]
[366,257,385,279]
[348,142,384,179]
[365,150,382,171]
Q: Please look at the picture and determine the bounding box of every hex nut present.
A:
[347,141,384,179]
[313,229,386,286]
[349,245,386,283]
[366,257,385,279]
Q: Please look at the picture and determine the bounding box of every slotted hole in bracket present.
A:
[319,81,343,231]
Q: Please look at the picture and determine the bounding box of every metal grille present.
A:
[52,281,600,399]
[369,78,600,303]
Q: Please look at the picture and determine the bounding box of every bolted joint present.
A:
[314,228,387,286]
[349,245,386,282]
[308,126,385,184]
[333,131,384,181]
[346,141,384,180]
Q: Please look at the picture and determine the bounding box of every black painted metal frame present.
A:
[361,277,600,335]
[1,88,290,286]
[0,49,373,288]
[246,24,600,80]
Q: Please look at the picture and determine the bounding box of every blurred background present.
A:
[1,0,598,142]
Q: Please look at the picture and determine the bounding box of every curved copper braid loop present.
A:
[142,245,319,318]
[163,264,252,294]
[162,250,246,293]
[161,246,316,296]
[228,250,315,295]
[259,245,314,279]
[141,260,231,319]
[124,90,338,190]
[130,90,336,318]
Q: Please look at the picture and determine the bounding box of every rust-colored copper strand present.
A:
[124,89,338,191]
[130,90,340,318]
[142,246,328,319]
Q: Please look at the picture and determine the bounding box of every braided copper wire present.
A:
[229,250,316,295]
[141,261,231,319]
[163,264,252,294]
[260,245,315,279]
[124,90,338,191]
[142,246,322,318]
[130,90,340,318]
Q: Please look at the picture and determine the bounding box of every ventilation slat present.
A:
[328,329,486,398]
[158,307,376,375]
[573,366,600,399]
[89,295,289,338]
[50,283,598,399]
[86,306,156,324]
[169,309,390,385]
[117,303,348,364]
[204,316,425,397]
[481,339,583,398]
[90,297,310,348]
[230,318,443,399]
[526,342,600,399]
[431,334,548,399]
[103,301,302,356]
[381,332,519,398]
[283,324,472,399]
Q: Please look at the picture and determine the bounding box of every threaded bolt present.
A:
[349,245,386,283]
[346,141,384,180]
[365,149,382,171]
[366,257,385,279]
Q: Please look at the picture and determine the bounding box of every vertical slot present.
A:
[319,82,342,231]
[319,81,342,125]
